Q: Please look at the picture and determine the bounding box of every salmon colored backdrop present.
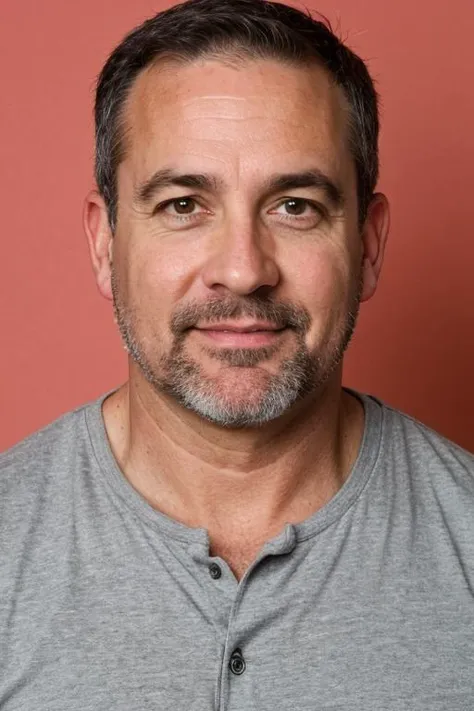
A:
[1,0,473,451]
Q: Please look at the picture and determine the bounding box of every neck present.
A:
[103,367,365,539]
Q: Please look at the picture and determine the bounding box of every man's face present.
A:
[111,58,365,427]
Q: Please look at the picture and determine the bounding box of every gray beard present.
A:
[112,272,361,428]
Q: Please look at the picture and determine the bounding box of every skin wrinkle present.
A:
[128,61,345,150]
[124,84,350,217]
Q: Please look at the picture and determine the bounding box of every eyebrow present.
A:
[134,169,223,204]
[134,167,344,209]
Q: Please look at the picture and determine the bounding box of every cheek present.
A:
[287,246,355,338]
[289,245,351,306]
[118,236,201,324]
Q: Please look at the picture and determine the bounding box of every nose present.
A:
[201,215,280,296]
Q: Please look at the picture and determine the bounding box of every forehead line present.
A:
[122,58,353,204]
[126,55,345,127]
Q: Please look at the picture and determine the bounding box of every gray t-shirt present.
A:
[1,391,474,710]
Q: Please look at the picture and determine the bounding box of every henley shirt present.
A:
[1,390,474,710]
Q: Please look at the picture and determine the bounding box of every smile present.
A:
[193,325,286,348]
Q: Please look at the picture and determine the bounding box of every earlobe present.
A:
[360,192,390,302]
[83,190,114,301]
[361,255,377,300]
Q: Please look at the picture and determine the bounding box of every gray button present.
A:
[209,563,222,580]
[229,648,246,675]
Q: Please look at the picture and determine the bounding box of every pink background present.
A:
[1,0,473,451]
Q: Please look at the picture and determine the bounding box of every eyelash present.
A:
[153,196,327,224]
[153,197,206,223]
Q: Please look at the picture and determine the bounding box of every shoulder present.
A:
[368,393,474,494]
[1,402,92,477]
[0,398,103,528]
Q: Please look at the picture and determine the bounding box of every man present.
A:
[1,0,473,708]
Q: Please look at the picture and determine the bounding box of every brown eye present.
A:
[283,198,308,215]
[171,198,196,214]
[155,196,207,223]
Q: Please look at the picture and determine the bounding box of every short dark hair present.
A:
[95,0,379,230]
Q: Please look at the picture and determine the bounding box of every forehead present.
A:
[120,57,351,186]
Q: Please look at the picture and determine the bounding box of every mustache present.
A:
[170,296,312,335]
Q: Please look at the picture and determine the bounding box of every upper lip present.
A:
[196,322,284,332]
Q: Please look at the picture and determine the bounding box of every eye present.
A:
[273,198,321,217]
[152,196,209,224]
[163,197,199,215]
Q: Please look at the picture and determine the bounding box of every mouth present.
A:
[192,322,287,348]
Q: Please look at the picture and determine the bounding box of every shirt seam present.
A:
[295,400,385,542]
[83,404,202,546]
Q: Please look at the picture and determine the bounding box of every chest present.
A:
[2,530,474,711]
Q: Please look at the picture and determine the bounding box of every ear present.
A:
[83,190,114,301]
[360,192,390,302]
